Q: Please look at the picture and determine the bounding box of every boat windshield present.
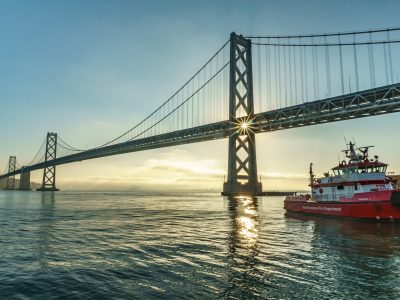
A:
[333,165,387,175]
[357,166,387,173]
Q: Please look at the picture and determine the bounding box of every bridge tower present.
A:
[37,132,59,191]
[222,32,263,196]
[5,156,17,190]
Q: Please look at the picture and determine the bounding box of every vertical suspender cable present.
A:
[192,78,195,127]
[208,63,211,123]
[368,31,376,88]
[274,45,278,110]
[181,90,184,130]
[203,68,206,124]
[216,54,218,122]
[383,40,389,85]
[265,44,269,111]
[257,38,262,113]
[266,41,271,110]
[283,43,287,108]
[169,94,171,132]
[210,67,212,122]
[312,37,317,100]
[315,42,320,99]
[185,87,187,129]
[214,56,219,121]
[196,75,198,126]
[178,90,181,130]
[209,63,212,123]
[288,38,293,106]
[293,42,298,105]
[338,34,345,95]
[176,94,179,131]
[300,38,304,102]
[224,50,227,120]
[277,42,281,108]
[325,35,331,97]
[353,33,359,91]
[387,30,394,83]
[304,38,308,101]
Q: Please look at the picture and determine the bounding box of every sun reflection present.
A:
[228,196,260,250]
[238,216,258,240]
[224,196,261,299]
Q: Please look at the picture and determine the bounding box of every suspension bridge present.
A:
[1,28,400,196]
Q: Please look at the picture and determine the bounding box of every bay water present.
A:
[1,191,399,299]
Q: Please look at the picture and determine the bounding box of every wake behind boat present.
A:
[284,141,400,221]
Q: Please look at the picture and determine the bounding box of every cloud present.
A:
[260,172,308,180]
[59,154,225,191]
[57,155,310,192]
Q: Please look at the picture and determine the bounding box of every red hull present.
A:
[284,191,400,221]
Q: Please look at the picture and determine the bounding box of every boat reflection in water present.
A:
[284,212,400,297]
[286,212,400,247]
[222,196,265,298]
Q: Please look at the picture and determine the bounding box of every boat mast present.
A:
[309,163,315,193]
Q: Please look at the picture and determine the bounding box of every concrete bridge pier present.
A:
[19,170,31,191]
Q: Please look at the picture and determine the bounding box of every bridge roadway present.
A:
[1,83,400,179]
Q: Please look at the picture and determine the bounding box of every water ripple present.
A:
[1,191,400,299]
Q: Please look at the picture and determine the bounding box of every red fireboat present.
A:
[284,141,400,221]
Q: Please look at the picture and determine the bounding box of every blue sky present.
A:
[1,0,400,190]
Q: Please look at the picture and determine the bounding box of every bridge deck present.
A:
[1,83,400,179]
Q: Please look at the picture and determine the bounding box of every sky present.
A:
[1,0,400,191]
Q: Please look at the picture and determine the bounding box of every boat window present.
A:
[383,166,387,172]
[354,183,358,190]
[337,184,344,190]
[377,166,384,172]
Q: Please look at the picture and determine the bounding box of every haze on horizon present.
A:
[1,0,400,192]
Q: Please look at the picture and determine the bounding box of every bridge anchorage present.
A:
[222,32,263,196]
[37,132,59,191]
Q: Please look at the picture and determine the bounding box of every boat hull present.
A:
[284,191,400,221]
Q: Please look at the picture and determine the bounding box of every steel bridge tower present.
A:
[222,32,263,196]
[37,132,59,191]
[5,156,17,190]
